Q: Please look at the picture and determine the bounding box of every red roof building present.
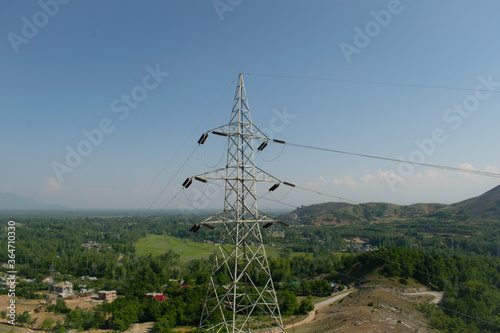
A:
[154,294,168,302]
[146,292,169,302]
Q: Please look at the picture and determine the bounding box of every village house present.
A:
[54,281,73,295]
[98,290,117,301]
[146,292,169,302]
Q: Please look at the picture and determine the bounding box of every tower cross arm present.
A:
[207,123,270,142]
[198,209,279,227]
[190,166,282,183]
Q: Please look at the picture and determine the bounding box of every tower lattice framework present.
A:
[190,74,285,332]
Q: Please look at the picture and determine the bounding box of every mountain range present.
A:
[0,192,68,210]
[2,185,500,216]
[283,184,500,225]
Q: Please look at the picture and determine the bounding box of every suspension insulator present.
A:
[212,131,228,137]
[283,182,296,187]
[190,224,198,232]
[269,184,280,192]
[193,225,202,233]
[198,133,208,145]
[273,139,286,144]
[277,220,289,227]
[194,176,207,183]
[263,222,273,228]
[202,223,216,230]
[182,178,193,188]
[257,141,268,151]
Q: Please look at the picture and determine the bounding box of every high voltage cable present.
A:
[246,73,500,94]
[142,79,235,216]
[147,73,500,215]
[295,185,362,204]
[147,150,499,328]
[277,141,500,179]
[154,187,184,217]
[258,196,298,209]
[436,305,499,328]
[144,145,200,216]
[138,73,499,328]
[246,72,500,178]
[182,178,361,211]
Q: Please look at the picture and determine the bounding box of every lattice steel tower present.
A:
[185,74,285,332]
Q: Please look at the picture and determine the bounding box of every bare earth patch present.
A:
[286,287,439,333]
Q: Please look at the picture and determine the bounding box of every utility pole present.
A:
[185,74,286,332]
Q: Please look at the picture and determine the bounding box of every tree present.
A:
[17,311,31,327]
[0,311,6,323]
[298,299,314,315]
[49,299,70,314]
[40,317,55,330]
[278,290,299,316]
[153,314,175,333]
[314,280,332,294]
[300,279,314,294]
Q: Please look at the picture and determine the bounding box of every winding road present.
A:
[284,291,354,330]
[283,290,443,331]
[403,291,443,304]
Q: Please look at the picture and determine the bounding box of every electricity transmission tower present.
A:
[184,74,286,332]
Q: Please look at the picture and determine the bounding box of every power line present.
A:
[154,187,184,216]
[436,305,500,328]
[141,78,236,215]
[295,185,362,204]
[246,73,500,94]
[144,145,200,216]
[272,140,500,179]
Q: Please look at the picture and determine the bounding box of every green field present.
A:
[136,234,284,261]
[136,234,215,260]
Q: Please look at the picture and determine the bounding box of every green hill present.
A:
[284,185,500,225]
[453,184,500,219]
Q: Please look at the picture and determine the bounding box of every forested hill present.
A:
[453,184,500,219]
[284,184,500,225]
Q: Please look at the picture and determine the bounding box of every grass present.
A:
[136,234,215,260]
[0,324,34,333]
[136,234,284,261]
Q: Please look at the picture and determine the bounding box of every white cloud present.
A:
[292,161,500,207]
[334,176,356,187]
[45,177,61,191]
[458,162,477,179]
[485,164,499,174]
[361,173,375,183]
[459,162,476,171]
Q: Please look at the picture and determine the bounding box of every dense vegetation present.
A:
[0,212,498,332]
[356,248,500,332]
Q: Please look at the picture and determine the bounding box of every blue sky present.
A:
[2,0,500,210]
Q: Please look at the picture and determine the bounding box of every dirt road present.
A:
[285,291,354,330]
[404,291,443,304]
[315,291,355,309]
